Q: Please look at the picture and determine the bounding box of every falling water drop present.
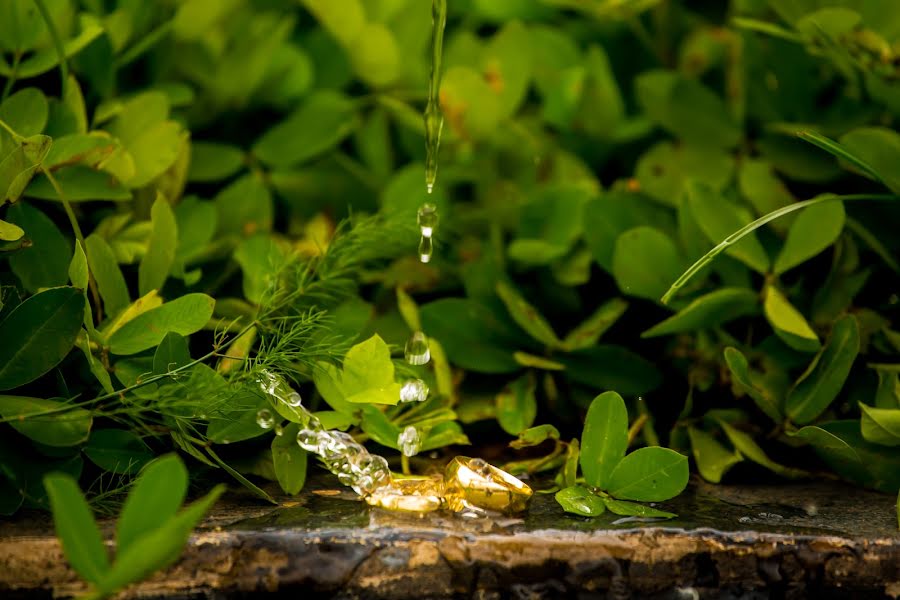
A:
[418,235,433,263]
[286,391,302,407]
[256,408,275,429]
[404,331,431,365]
[398,426,422,457]
[400,379,429,403]
[274,422,284,436]
[424,0,447,192]
[417,203,438,237]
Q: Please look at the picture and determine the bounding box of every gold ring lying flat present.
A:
[443,456,533,514]
[364,476,444,513]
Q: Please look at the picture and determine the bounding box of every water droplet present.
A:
[296,428,320,452]
[404,331,431,365]
[738,516,752,523]
[256,408,274,429]
[400,379,429,403]
[398,426,422,457]
[274,423,284,436]
[286,392,302,407]
[417,203,438,237]
[418,235,433,263]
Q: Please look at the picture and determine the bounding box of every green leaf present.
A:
[43,474,109,584]
[602,497,676,519]
[117,454,188,555]
[84,429,153,475]
[98,484,224,595]
[509,185,591,266]
[0,287,83,390]
[300,0,365,47]
[360,405,401,449]
[874,366,900,410]
[107,293,215,355]
[512,352,565,370]
[636,141,735,207]
[26,166,131,202]
[1,135,51,203]
[213,174,273,237]
[496,372,537,435]
[786,314,859,424]
[233,234,288,304]
[420,298,524,374]
[580,391,628,489]
[396,287,422,332]
[4,15,103,79]
[188,141,244,182]
[718,420,806,478]
[496,281,560,348]
[738,159,795,222]
[68,240,88,290]
[7,201,71,292]
[138,195,177,296]
[774,200,845,274]
[510,424,560,449]
[559,345,661,396]
[153,332,191,375]
[612,226,683,301]
[838,127,900,194]
[272,423,308,495]
[85,234,130,318]
[562,298,628,351]
[340,334,401,405]
[555,485,606,517]
[635,70,740,148]
[687,426,741,483]
[253,90,357,168]
[687,182,770,274]
[348,23,400,87]
[815,420,900,493]
[0,395,91,446]
[763,286,820,353]
[643,288,758,338]
[606,447,689,502]
[0,218,24,241]
[0,87,48,137]
[788,425,861,466]
[206,391,270,444]
[583,190,675,270]
[724,347,782,422]
[859,404,900,447]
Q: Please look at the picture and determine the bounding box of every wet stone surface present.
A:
[1,474,899,599]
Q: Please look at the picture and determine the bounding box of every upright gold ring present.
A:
[443,456,533,514]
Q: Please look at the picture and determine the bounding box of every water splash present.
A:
[404,331,431,365]
[400,379,429,403]
[398,426,422,457]
[256,408,275,429]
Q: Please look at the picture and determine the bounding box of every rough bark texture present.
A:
[2,477,898,599]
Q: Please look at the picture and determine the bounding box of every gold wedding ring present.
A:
[443,456,533,514]
[364,476,444,513]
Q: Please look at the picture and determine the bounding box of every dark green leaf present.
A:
[252,90,357,168]
[788,425,861,466]
[0,395,92,447]
[606,447,689,502]
[612,226,683,301]
[718,420,806,478]
[555,485,606,517]
[213,174,273,237]
[83,429,153,475]
[643,288,758,338]
[272,423,308,495]
[560,345,662,396]
[7,201,71,292]
[724,347,782,422]
[496,281,561,348]
[43,474,109,584]
[496,372,537,435]
[0,286,83,390]
[153,332,191,375]
[816,421,900,493]
[107,293,215,355]
[580,391,628,489]
[188,141,244,182]
[838,127,900,193]
[85,234,130,317]
[786,315,859,424]
[510,424,560,449]
[0,88,48,136]
[420,298,524,374]
[602,497,676,518]
[26,167,131,202]
[562,298,628,351]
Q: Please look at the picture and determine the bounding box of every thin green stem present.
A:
[0,118,22,141]
[32,0,68,93]
[660,193,900,304]
[400,454,411,476]
[43,167,102,319]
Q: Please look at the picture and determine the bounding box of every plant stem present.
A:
[31,0,68,93]
[627,414,649,446]
[661,193,900,304]
[42,167,103,322]
[400,454,411,475]
[1,52,21,101]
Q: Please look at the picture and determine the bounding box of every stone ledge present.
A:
[2,478,898,599]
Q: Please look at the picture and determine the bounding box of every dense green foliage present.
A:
[2,0,900,592]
